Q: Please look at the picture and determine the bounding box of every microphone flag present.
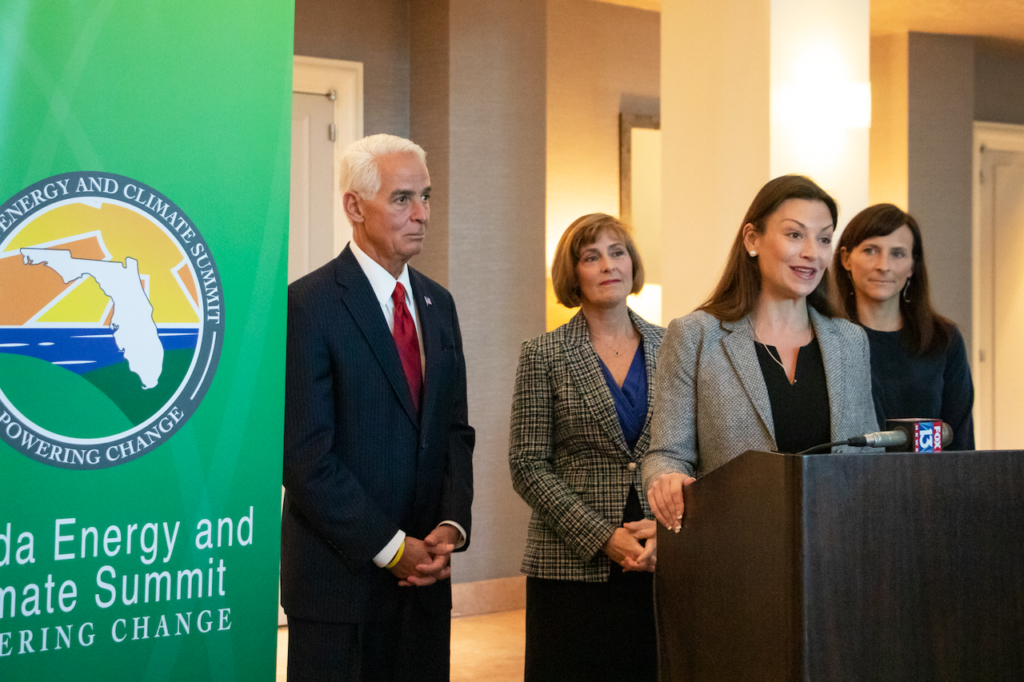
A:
[885,418,950,453]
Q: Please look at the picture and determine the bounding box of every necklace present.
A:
[748,319,795,383]
[592,334,625,356]
[589,326,636,357]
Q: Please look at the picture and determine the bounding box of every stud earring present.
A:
[748,250,757,257]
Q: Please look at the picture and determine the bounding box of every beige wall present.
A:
[409,0,451,282]
[975,41,1024,125]
[907,33,976,349]
[546,0,660,328]
[868,32,977,347]
[870,34,910,208]
[409,0,548,585]
[447,0,548,584]
[294,0,410,137]
[769,0,871,230]
[660,0,771,321]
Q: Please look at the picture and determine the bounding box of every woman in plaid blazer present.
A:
[510,213,664,682]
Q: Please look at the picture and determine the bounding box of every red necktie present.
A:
[391,282,422,412]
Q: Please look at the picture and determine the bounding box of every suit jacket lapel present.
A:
[810,308,844,442]
[563,312,631,457]
[721,316,776,441]
[334,247,419,427]
[632,310,658,458]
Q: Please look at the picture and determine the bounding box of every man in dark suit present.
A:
[282,134,474,681]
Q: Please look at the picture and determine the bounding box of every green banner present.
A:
[0,1,293,679]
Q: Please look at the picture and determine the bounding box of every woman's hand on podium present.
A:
[647,473,696,532]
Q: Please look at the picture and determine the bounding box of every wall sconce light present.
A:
[772,47,871,165]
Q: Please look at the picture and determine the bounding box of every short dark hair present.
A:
[832,203,952,356]
[551,213,645,308]
[699,175,839,321]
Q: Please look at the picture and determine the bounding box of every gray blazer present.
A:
[509,309,664,582]
[642,308,880,491]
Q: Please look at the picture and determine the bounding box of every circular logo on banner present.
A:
[0,172,223,469]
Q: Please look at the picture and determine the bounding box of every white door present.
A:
[976,136,1024,450]
[289,93,336,283]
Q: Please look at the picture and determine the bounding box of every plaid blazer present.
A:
[509,309,664,582]
[642,308,881,491]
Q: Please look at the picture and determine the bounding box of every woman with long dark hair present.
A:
[644,175,879,528]
[833,203,974,450]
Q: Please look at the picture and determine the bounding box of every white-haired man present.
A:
[282,134,474,681]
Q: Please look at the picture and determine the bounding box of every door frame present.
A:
[293,56,364,255]
[972,121,1024,449]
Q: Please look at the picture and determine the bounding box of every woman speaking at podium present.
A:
[509,214,663,681]
[643,175,880,531]
[833,204,974,450]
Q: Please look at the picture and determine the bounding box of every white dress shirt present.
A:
[350,239,426,373]
[349,241,466,567]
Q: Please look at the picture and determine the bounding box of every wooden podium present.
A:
[655,450,1024,681]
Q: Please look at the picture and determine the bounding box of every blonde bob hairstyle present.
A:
[551,213,645,308]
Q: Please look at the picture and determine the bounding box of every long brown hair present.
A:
[833,203,952,356]
[699,175,839,321]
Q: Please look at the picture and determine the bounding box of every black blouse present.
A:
[864,326,975,450]
[755,338,832,454]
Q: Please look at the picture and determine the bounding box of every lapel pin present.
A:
[424,296,432,306]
